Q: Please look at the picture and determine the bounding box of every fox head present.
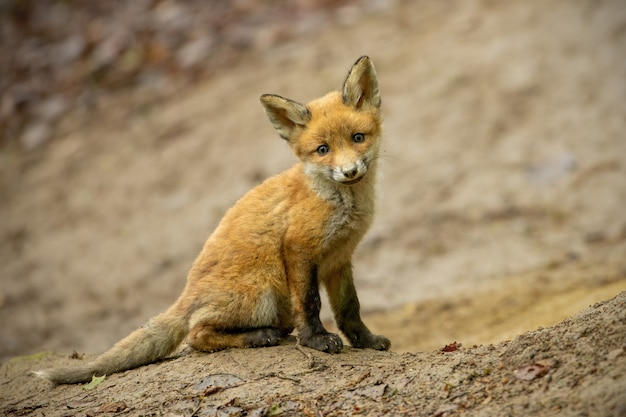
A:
[261,56,382,186]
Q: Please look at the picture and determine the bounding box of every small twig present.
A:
[257,372,301,384]
[398,374,418,389]
[295,341,316,369]
[339,362,374,368]
[345,370,371,389]
[447,386,486,402]
[190,400,203,417]
[111,407,133,417]
[294,342,328,373]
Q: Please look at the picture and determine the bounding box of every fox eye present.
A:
[316,144,329,155]
[352,133,365,143]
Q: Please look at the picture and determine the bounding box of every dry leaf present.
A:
[97,401,127,413]
[82,374,106,391]
[514,363,550,380]
[441,342,461,353]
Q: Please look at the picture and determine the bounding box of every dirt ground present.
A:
[1,0,625,415]
[2,293,625,416]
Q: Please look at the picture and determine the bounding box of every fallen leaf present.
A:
[514,363,550,381]
[267,404,284,416]
[203,385,223,396]
[82,374,106,391]
[441,342,461,353]
[97,401,127,413]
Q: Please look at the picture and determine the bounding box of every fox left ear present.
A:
[342,56,381,111]
[260,94,311,141]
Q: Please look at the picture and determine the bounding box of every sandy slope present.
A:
[2,293,625,416]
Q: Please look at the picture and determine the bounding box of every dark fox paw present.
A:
[243,328,282,348]
[300,332,344,354]
[353,334,391,351]
[367,334,391,351]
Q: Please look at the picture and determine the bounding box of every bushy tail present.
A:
[35,307,188,385]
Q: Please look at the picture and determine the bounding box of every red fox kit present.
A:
[36,56,390,384]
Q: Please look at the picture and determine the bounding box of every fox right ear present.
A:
[342,56,381,111]
[260,94,311,140]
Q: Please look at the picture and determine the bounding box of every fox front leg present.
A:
[326,264,391,351]
[289,261,344,353]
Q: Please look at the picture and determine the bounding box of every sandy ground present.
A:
[1,0,625,415]
[2,293,625,416]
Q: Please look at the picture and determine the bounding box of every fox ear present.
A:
[260,94,311,140]
[342,56,381,110]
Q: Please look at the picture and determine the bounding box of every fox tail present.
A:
[34,307,188,385]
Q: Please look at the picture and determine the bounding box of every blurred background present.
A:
[1,0,625,362]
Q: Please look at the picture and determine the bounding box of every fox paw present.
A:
[353,334,391,351]
[300,332,343,354]
[367,334,391,351]
[243,328,282,348]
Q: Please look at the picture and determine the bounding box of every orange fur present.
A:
[35,56,390,385]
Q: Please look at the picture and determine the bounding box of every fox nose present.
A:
[342,166,359,179]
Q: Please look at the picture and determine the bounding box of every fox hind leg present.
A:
[186,288,293,352]
[188,322,283,351]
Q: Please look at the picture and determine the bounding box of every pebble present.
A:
[20,122,51,150]
[606,348,624,361]
[527,152,577,185]
[35,96,68,122]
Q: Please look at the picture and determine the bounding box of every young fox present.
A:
[36,56,390,384]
